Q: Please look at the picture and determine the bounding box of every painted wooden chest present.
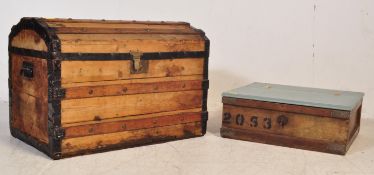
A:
[9,17,209,159]
[221,82,364,155]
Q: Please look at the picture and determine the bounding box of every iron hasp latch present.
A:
[130,50,148,74]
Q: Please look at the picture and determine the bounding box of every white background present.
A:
[1,0,374,117]
[1,1,374,175]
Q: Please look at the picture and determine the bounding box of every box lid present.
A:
[222,82,364,111]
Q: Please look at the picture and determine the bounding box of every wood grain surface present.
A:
[11,29,48,51]
[61,59,204,84]
[10,54,48,143]
[62,122,202,154]
[64,79,203,99]
[58,34,204,53]
[61,90,202,124]
[63,109,202,138]
[222,104,349,143]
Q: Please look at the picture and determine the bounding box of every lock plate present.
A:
[130,51,148,74]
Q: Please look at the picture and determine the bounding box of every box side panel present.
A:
[9,18,68,159]
[222,104,349,143]
[10,54,49,144]
[58,56,206,157]
[345,102,362,152]
[58,35,208,130]
[49,20,209,157]
[348,103,362,139]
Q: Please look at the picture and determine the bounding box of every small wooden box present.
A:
[9,17,209,159]
[221,82,364,155]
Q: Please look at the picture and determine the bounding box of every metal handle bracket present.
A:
[20,61,34,78]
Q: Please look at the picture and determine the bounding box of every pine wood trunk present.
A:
[9,17,209,159]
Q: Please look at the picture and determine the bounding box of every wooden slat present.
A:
[58,34,204,53]
[59,33,203,41]
[222,105,349,143]
[47,22,190,30]
[10,30,48,51]
[64,110,202,138]
[61,58,204,84]
[64,79,203,99]
[62,122,201,154]
[62,75,203,88]
[11,54,48,98]
[61,90,202,124]
[63,108,202,127]
[44,18,189,25]
[54,27,199,35]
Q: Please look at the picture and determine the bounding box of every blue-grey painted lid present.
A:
[222,82,364,111]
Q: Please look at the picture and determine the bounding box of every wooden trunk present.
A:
[220,82,363,155]
[9,17,209,159]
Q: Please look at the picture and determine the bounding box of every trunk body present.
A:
[9,17,209,159]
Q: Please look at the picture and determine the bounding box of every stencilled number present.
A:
[223,112,232,124]
[263,117,272,129]
[250,116,258,127]
[236,114,244,126]
[228,113,286,130]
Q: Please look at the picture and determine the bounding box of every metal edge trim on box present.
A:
[9,47,206,61]
[200,31,209,135]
